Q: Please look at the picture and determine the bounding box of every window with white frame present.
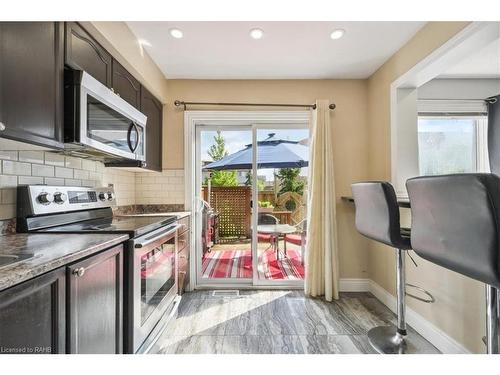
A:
[417,100,489,176]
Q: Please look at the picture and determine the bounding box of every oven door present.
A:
[77,71,147,161]
[130,224,179,353]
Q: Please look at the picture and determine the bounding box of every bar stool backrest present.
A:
[407,174,500,288]
[488,95,500,175]
[351,182,409,249]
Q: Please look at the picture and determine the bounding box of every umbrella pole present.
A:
[208,172,212,206]
[274,169,277,204]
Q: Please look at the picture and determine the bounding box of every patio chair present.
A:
[257,213,279,250]
[284,219,307,265]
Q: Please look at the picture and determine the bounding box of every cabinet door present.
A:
[65,22,112,87]
[140,87,163,171]
[0,22,64,148]
[112,60,141,109]
[178,243,190,295]
[67,245,123,354]
[0,267,66,354]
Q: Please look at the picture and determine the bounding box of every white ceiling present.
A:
[126,21,425,79]
[439,38,500,78]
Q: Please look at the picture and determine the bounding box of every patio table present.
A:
[257,224,297,260]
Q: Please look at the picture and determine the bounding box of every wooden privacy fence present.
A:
[202,186,307,242]
[258,190,275,205]
[203,186,252,241]
[276,191,307,224]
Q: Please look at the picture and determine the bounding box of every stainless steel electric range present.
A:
[16,185,181,354]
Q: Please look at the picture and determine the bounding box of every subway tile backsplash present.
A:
[0,151,136,219]
[135,169,185,206]
[0,150,185,220]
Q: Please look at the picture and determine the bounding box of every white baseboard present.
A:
[339,278,370,292]
[339,278,470,354]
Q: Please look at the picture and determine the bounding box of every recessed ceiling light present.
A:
[249,28,264,40]
[330,29,345,40]
[169,28,183,39]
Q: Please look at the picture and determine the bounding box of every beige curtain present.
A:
[304,99,340,301]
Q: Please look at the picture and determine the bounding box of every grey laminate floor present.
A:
[149,290,439,354]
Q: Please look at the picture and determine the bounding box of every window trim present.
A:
[417,99,488,115]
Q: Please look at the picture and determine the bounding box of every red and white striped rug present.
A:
[201,249,305,280]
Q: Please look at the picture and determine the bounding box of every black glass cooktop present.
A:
[40,215,177,237]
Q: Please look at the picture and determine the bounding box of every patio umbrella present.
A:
[203,133,309,171]
[203,133,308,204]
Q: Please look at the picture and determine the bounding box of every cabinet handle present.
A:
[179,271,187,275]
[0,122,5,131]
[73,267,85,277]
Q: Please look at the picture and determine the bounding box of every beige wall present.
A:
[366,22,488,353]
[165,79,372,278]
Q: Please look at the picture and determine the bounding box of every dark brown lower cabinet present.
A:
[0,267,66,354]
[177,224,190,295]
[67,244,123,354]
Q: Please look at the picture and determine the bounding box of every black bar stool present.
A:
[407,174,500,354]
[351,181,414,353]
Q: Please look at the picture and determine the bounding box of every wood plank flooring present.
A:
[149,290,440,354]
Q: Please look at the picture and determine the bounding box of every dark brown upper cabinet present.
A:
[112,60,141,109]
[141,87,163,172]
[65,22,112,87]
[0,22,64,149]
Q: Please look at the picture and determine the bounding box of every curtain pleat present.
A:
[304,99,340,301]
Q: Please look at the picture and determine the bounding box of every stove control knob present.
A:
[37,192,54,205]
[98,192,107,201]
[107,192,115,201]
[53,192,67,204]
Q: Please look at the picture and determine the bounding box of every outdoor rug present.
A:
[201,249,304,280]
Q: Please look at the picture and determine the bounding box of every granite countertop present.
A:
[0,233,129,292]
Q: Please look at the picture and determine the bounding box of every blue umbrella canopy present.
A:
[203,133,308,171]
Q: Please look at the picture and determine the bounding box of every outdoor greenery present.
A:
[244,171,265,191]
[205,130,238,187]
[277,168,305,195]
[258,200,274,208]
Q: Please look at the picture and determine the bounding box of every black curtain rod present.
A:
[174,100,336,110]
[419,98,498,104]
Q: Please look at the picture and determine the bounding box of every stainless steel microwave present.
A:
[64,70,147,162]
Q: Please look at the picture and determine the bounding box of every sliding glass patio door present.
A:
[194,123,309,288]
[252,126,309,287]
[195,126,254,286]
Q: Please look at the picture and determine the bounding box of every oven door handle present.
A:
[133,225,180,249]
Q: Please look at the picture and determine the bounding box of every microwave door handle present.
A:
[127,122,139,153]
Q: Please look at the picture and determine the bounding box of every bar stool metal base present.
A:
[368,326,417,354]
